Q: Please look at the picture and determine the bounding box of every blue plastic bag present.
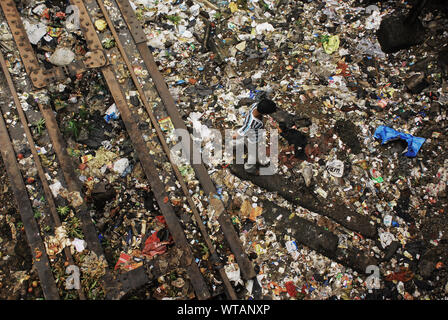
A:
[373,125,425,157]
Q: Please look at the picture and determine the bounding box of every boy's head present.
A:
[256,99,277,115]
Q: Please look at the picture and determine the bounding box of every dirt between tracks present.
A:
[0,158,43,300]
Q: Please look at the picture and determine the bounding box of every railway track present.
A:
[0,0,386,300]
[0,0,254,300]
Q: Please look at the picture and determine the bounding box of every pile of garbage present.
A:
[0,0,447,300]
[132,0,448,299]
[1,0,221,299]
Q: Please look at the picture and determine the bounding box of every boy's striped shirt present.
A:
[237,103,263,143]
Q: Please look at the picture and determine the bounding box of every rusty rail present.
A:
[115,0,255,280]
[0,69,60,300]
[0,0,136,300]
[71,0,211,300]
[0,0,256,299]
[0,0,106,89]
[0,52,86,300]
[96,0,237,299]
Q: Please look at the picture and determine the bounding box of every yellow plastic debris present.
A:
[323,35,340,54]
[95,19,107,32]
[229,2,238,13]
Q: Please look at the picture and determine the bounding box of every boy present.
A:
[232,99,277,174]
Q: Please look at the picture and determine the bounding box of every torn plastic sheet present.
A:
[113,158,130,175]
[224,263,243,285]
[356,38,385,58]
[285,281,298,297]
[379,231,395,249]
[365,10,382,30]
[255,22,274,35]
[373,125,426,157]
[71,238,87,252]
[23,20,47,45]
[142,231,170,257]
[48,47,75,66]
[49,180,63,198]
[326,159,344,177]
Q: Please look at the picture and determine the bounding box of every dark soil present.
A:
[0,158,43,300]
[334,119,363,154]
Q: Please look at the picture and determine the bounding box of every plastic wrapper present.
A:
[323,35,340,54]
[373,125,426,157]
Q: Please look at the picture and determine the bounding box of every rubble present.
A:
[132,0,448,300]
[0,0,447,301]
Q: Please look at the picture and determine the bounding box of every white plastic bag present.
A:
[49,47,75,66]
[113,158,130,175]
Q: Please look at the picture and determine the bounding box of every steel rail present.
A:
[0,0,121,299]
[115,0,255,280]
[0,72,60,300]
[0,52,86,300]
[71,0,211,300]
[0,0,107,89]
[96,0,237,299]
